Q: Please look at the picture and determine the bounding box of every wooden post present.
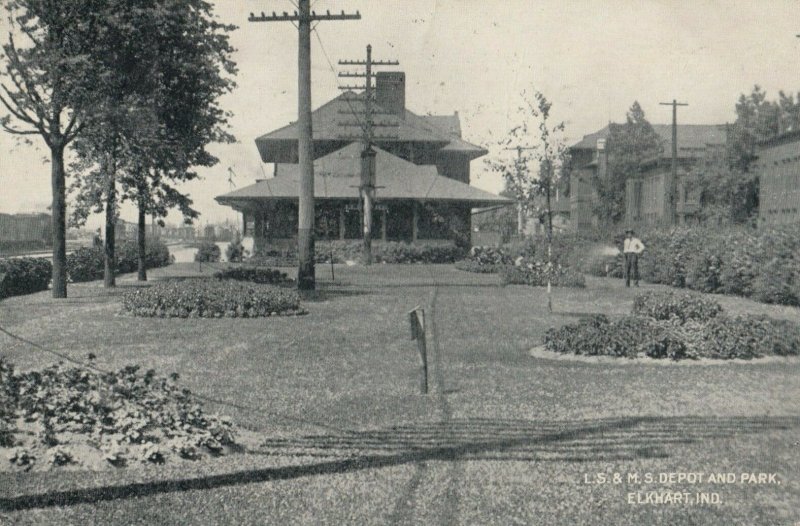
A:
[339,205,346,240]
[408,306,428,395]
[381,208,387,241]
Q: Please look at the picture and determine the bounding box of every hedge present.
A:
[122,279,303,318]
[631,290,722,323]
[253,241,466,265]
[0,257,52,299]
[67,239,172,283]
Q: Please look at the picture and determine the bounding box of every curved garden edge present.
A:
[528,345,800,366]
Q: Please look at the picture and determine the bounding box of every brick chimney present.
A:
[375,71,405,119]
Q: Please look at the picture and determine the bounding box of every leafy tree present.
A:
[0,0,106,297]
[68,0,236,285]
[485,90,568,311]
[595,101,663,224]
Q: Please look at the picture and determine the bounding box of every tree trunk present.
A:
[545,163,554,313]
[50,144,68,298]
[137,193,147,281]
[104,173,116,288]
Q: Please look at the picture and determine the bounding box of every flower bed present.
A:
[542,291,800,361]
[122,279,304,318]
[500,259,586,288]
[0,257,52,299]
[1,359,238,471]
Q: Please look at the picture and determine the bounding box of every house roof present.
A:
[570,124,727,158]
[216,143,510,209]
[254,92,486,163]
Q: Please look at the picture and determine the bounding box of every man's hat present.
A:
[625,228,634,234]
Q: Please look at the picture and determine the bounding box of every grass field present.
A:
[1,262,799,525]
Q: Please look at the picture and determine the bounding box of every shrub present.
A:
[194,242,221,263]
[0,257,51,299]
[692,316,800,360]
[67,239,171,282]
[543,315,647,358]
[123,279,303,318]
[454,246,512,273]
[454,260,503,274]
[226,232,246,263]
[500,258,586,288]
[632,290,722,323]
[580,253,624,278]
[214,267,292,285]
[254,241,466,265]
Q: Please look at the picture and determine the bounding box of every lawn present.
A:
[1,263,799,525]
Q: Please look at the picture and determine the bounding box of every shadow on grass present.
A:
[2,415,797,511]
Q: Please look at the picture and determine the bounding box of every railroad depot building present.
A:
[567,124,727,230]
[216,72,510,253]
[754,130,800,226]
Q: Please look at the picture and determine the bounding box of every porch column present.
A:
[242,211,248,237]
[339,205,346,240]
[381,208,387,241]
[412,201,419,242]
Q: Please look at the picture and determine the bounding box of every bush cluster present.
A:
[632,290,723,323]
[454,246,513,273]
[543,291,800,360]
[194,242,221,263]
[254,241,466,265]
[0,358,237,469]
[225,233,246,263]
[622,226,800,307]
[500,258,586,288]
[214,267,292,285]
[122,279,303,318]
[0,257,52,299]
[67,239,171,282]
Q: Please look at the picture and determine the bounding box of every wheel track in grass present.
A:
[388,265,508,525]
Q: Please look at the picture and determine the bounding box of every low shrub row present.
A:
[67,239,172,282]
[254,241,466,265]
[543,291,800,360]
[0,257,52,299]
[0,358,238,469]
[500,259,586,288]
[214,267,292,285]
[122,279,303,318]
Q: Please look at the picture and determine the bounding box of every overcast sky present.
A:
[1,0,798,227]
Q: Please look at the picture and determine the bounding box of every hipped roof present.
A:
[570,124,727,159]
[216,143,510,208]
[254,92,487,163]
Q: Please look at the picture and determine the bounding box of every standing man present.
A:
[623,229,645,287]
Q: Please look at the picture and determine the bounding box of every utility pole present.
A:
[659,99,688,226]
[503,146,537,236]
[337,45,399,264]
[249,3,361,289]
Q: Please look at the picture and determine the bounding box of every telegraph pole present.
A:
[659,99,688,226]
[503,146,537,235]
[337,45,399,264]
[249,3,361,289]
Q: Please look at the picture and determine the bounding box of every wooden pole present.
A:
[296,0,315,290]
[659,99,688,225]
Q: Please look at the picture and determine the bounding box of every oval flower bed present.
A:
[122,279,305,318]
[541,291,800,361]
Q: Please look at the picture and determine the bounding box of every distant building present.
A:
[754,130,800,226]
[216,71,510,253]
[567,124,727,230]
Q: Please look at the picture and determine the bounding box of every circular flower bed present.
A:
[122,279,305,318]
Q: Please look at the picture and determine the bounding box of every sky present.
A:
[1,0,799,228]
